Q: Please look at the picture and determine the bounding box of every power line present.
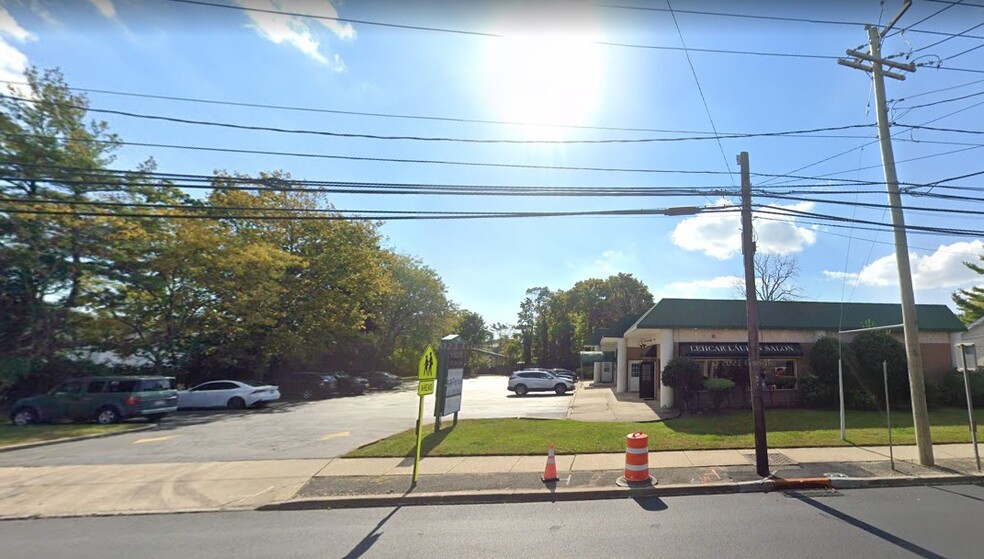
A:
[162,0,840,60]
[890,77,984,101]
[0,133,889,182]
[893,88,984,110]
[909,20,984,55]
[0,203,735,221]
[599,1,984,42]
[665,0,734,190]
[0,94,878,145]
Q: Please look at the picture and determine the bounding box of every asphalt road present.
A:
[0,376,571,466]
[2,485,982,558]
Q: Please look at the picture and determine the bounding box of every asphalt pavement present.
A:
[2,485,981,558]
[0,376,571,466]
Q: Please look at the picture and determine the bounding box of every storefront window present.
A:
[695,359,799,390]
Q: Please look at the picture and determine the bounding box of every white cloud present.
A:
[87,0,117,20]
[670,199,818,260]
[591,249,627,274]
[0,7,33,42]
[233,0,354,70]
[822,240,984,291]
[661,275,742,298]
[0,7,33,90]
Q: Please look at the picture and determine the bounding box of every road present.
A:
[1,485,981,558]
[0,376,571,466]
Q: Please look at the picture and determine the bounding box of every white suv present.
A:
[508,370,575,396]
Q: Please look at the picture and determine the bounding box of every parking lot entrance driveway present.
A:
[0,376,572,466]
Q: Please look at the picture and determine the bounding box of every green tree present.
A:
[368,252,453,374]
[0,68,132,373]
[661,357,702,413]
[952,252,984,323]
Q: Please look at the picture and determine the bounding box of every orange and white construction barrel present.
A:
[623,432,651,483]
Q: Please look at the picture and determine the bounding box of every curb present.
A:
[259,473,984,511]
[828,473,984,489]
[0,423,158,453]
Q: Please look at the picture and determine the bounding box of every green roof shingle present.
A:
[633,299,965,332]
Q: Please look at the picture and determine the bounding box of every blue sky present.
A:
[2,0,984,326]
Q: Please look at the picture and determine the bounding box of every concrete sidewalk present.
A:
[2,443,982,519]
[566,382,678,422]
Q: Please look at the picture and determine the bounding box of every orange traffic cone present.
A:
[542,443,559,482]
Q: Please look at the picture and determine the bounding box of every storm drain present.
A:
[741,452,798,466]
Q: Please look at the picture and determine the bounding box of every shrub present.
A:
[848,387,879,411]
[924,380,947,409]
[661,357,702,413]
[703,377,735,413]
[944,368,984,407]
[849,331,909,407]
[809,336,845,386]
[800,372,836,408]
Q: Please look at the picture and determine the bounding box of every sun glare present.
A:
[485,31,605,138]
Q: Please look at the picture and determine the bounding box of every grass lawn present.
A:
[0,423,140,448]
[345,407,984,458]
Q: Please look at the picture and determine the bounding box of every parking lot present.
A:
[0,376,573,466]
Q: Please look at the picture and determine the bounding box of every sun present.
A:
[484,31,605,137]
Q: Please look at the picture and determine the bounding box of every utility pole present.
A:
[838,1,934,466]
[739,151,769,477]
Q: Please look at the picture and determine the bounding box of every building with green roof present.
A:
[584,298,965,409]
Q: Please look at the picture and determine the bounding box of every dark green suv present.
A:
[9,376,179,426]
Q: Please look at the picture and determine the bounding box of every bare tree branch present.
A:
[733,253,804,301]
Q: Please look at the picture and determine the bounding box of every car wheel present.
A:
[301,389,315,400]
[146,413,166,423]
[227,397,246,410]
[96,407,121,425]
[554,384,568,395]
[514,384,528,396]
[11,407,38,426]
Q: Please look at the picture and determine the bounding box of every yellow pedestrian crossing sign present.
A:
[418,345,437,380]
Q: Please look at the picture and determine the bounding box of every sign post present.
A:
[435,334,468,432]
[956,343,980,472]
[412,345,437,486]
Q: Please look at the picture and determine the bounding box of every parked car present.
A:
[177,380,280,410]
[508,370,575,396]
[279,372,338,400]
[359,371,402,390]
[549,368,578,381]
[330,372,370,395]
[9,376,178,426]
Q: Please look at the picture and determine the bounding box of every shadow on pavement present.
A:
[929,485,984,504]
[342,504,403,559]
[154,400,320,430]
[632,496,668,511]
[505,393,572,399]
[791,494,947,559]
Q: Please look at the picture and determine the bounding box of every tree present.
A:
[660,357,702,413]
[454,310,490,348]
[368,252,453,374]
[1,68,129,371]
[733,253,803,301]
[952,252,984,323]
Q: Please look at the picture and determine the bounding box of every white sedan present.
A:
[178,380,280,410]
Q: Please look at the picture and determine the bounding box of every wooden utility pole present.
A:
[837,3,934,466]
[739,151,769,477]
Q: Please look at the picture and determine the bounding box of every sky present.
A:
[2,0,984,327]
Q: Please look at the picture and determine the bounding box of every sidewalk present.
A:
[2,443,982,519]
[566,381,678,422]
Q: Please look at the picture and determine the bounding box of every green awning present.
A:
[580,351,616,363]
